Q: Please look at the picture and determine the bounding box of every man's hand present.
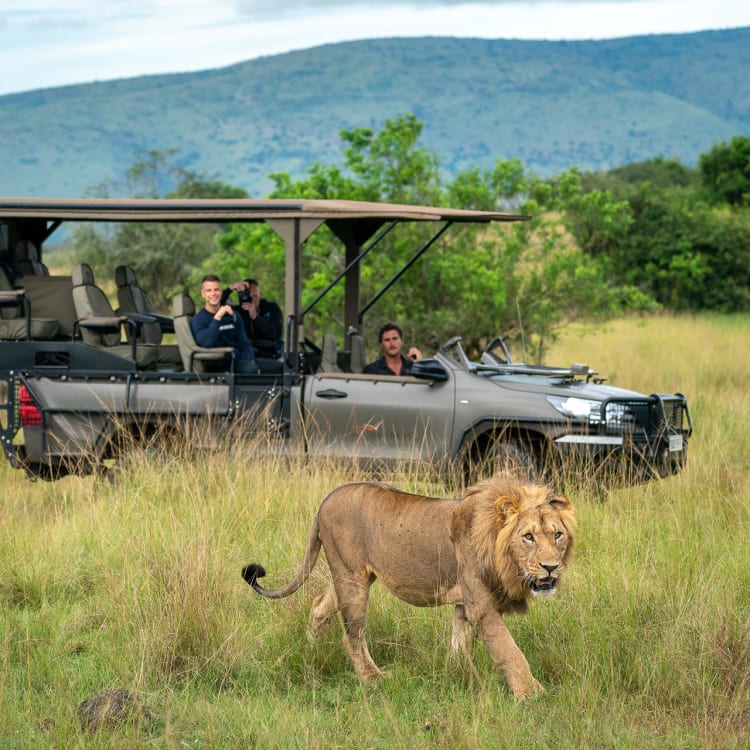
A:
[214,304,235,320]
[240,300,258,319]
[407,346,423,362]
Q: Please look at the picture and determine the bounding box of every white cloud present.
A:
[0,0,748,95]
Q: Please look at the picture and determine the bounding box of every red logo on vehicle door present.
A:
[355,419,383,433]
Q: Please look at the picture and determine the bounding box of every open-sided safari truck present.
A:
[0,197,691,483]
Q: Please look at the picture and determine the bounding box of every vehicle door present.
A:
[303,372,455,462]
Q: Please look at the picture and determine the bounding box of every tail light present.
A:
[19,385,43,427]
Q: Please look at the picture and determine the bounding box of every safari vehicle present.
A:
[0,197,691,483]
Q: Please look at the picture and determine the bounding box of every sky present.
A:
[1,0,748,97]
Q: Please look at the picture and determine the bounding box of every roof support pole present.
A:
[268,217,323,369]
[343,239,360,337]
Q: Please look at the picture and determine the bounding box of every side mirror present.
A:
[410,358,449,382]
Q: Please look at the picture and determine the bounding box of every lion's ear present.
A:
[548,494,572,511]
[494,496,521,524]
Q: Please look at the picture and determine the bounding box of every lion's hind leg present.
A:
[336,577,383,681]
[308,583,339,643]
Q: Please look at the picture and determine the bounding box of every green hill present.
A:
[1,28,749,198]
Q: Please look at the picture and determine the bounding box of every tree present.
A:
[584,157,699,191]
[209,116,448,349]
[505,168,657,360]
[74,150,248,309]
[699,136,750,207]
[216,117,649,361]
[575,151,750,312]
[77,118,680,361]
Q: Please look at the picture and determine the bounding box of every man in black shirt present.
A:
[229,278,283,360]
[363,321,422,376]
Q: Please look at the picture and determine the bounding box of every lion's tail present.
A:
[241,515,322,599]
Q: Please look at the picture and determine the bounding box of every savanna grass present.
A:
[0,313,748,748]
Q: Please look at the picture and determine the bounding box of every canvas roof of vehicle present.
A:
[0,197,529,224]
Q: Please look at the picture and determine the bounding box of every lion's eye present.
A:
[555,531,564,540]
[523,533,534,542]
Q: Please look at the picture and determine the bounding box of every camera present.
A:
[239,290,252,304]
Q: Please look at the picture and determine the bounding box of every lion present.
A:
[241,474,575,698]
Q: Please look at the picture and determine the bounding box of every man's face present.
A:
[380,329,403,357]
[248,282,261,304]
[201,279,223,309]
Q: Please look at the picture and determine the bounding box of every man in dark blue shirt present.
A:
[191,275,258,374]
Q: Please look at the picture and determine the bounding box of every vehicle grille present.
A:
[601,394,691,438]
[659,394,690,432]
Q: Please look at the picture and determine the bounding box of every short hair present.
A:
[243,278,259,287]
[201,274,221,284]
[378,321,403,343]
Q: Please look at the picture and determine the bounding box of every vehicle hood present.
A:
[481,371,648,400]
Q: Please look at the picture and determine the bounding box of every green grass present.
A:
[1,313,748,748]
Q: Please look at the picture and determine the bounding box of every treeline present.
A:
[72,118,750,360]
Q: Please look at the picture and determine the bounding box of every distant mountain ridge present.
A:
[1,27,749,198]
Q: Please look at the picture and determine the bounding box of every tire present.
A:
[491,438,539,478]
[459,434,543,489]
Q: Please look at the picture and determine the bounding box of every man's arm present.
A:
[191,308,223,348]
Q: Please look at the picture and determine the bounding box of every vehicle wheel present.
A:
[486,438,540,481]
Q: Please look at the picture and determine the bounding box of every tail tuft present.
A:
[241,563,266,589]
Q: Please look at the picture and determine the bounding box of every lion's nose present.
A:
[541,563,558,575]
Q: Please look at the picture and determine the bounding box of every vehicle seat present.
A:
[172,294,234,373]
[114,265,162,344]
[320,333,341,372]
[348,333,366,374]
[71,263,160,368]
[0,265,58,339]
[14,240,49,276]
[18,275,76,338]
[115,265,182,368]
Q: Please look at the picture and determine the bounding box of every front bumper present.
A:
[551,393,692,479]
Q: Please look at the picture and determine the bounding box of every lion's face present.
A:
[506,500,573,599]
[469,480,575,603]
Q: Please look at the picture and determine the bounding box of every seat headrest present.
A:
[349,333,366,374]
[114,265,137,288]
[173,294,196,318]
[0,264,12,291]
[72,263,95,287]
[15,240,39,262]
[321,333,341,372]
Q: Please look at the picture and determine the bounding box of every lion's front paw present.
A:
[355,664,386,682]
[513,676,544,700]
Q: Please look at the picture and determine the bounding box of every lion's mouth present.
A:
[529,576,557,594]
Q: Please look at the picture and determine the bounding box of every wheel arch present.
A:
[453,417,551,484]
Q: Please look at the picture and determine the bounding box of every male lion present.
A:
[242,475,575,698]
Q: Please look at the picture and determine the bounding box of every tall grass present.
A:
[0,313,748,748]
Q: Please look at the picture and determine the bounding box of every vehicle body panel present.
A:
[303,372,454,461]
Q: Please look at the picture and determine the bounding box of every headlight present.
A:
[547,395,603,423]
